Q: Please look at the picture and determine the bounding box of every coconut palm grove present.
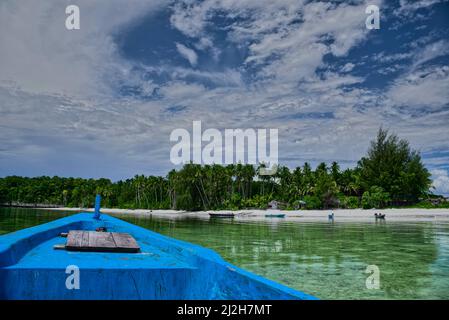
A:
[0,129,443,211]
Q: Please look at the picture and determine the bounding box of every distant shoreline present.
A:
[37,207,449,222]
[1,203,62,208]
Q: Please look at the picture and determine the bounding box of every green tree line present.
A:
[0,129,438,210]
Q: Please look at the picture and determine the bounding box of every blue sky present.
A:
[0,0,449,194]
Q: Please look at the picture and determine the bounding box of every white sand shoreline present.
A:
[39,207,449,222]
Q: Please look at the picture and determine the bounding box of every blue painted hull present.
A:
[0,213,316,300]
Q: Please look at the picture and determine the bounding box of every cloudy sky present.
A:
[0,0,448,195]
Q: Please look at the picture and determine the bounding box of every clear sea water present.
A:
[1,207,448,299]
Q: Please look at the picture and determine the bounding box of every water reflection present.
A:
[0,207,72,235]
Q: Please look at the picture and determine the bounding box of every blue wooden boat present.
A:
[0,201,315,300]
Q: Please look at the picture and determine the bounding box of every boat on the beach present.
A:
[265,201,286,218]
[0,202,315,300]
[208,212,235,218]
[265,213,286,218]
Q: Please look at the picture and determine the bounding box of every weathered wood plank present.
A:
[112,233,140,252]
[66,230,84,248]
[81,231,89,247]
[64,230,140,253]
[89,231,116,249]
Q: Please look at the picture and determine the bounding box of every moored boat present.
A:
[0,207,315,300]
[265,201,286,218]
[265,213,286,218]
[208,212,235,218]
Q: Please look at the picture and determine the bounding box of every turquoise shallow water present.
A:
[1,207,448,299]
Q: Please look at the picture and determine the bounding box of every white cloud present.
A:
[175,43,198,66]
[169,2,210,38]
[372,51,413,63]
[431,169,449,195]
[159,81,205,100]
[169,0,382,84]
[0,0,168,120]
[0,0,167,97]
[412,40,449,68]
[195,37,213,50]
[243,0,379,82]
[1,0,448,180]
[387,65,449,109]
[396,0,446,16]
[340,63,355,73]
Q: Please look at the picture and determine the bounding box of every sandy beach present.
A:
[40,207,449,222]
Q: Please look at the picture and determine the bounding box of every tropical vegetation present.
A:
[0,129,440,210]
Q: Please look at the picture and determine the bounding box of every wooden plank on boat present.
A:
[65,231,140,253]
[66,230,84,248]
[81,230,89,247]
[112,232,139,251]
[89,231,116,250]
